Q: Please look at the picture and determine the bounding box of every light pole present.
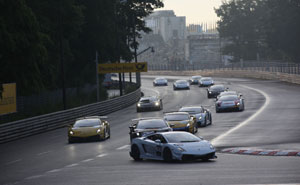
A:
[59,0,66,110]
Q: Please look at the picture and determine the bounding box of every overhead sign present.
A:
[98,62,147,74]
[0,83,17,115]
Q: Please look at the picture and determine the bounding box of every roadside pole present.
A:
[95,51,99,102]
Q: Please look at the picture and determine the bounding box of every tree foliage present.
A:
[0,0,163,97]
[216,0,300,62]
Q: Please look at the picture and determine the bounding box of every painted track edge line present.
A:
[211,85,270,145]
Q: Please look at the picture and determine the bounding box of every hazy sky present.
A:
[157,0,223,24]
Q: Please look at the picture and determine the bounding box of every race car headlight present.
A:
[97,129,101,134]
[210,144,214,149]
[137,103,141,107]
[187,123,190,127]
[177,147,186,152]
[69,131,74,135]
[209,91,212,94]
[198,116,202,120]
[155,102,160,106]
[136,133,140,136]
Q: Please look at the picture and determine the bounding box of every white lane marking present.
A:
[37,151,52,156]
[25,175,43,180]
[65,163,79,168]
[141,87,160,96]
[3,181,20,185]
[116,145,130,150]
[5,159,22,165]
[211,85,270,145]
[81,158,94,163]
[97,153,108,158]
[47,169,62,173]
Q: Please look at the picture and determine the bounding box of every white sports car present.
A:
[153,77,168,86]
[130,131,216,162]
[199,77,214,87]
[173,80,190,90]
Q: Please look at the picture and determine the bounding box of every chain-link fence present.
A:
[149,61,300,75]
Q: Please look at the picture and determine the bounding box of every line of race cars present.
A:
[66,76,245,162]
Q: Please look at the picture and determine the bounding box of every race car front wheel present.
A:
[131,145,142,161]
[163,148,173,162]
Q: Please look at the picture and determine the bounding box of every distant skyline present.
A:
[157,0,223,24]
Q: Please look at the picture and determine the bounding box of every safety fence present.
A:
[0,88,140,144]
[149,61,300,75]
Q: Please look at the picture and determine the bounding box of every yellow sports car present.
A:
[68,116,110,143]
[164,112,197,134]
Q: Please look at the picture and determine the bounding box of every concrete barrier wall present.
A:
[147,69,300,85]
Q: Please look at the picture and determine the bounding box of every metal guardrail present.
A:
[149,61,300,75]
[0,88,141,144]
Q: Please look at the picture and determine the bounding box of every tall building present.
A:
[145,10,186,42]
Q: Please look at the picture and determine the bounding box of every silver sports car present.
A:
[173,80,190,90]
[179,106,212,127]
[136,96,163,112]
[190,76,202,85]
[215,95,245,112]
[129,131,217,162]
[153,77,168,86]
[199,77,214,87]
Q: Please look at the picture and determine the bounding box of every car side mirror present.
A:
[169,124,175,128]
[141,92,144,97]
[155,139,161,144]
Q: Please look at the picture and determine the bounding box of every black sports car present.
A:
[207,85,227,98]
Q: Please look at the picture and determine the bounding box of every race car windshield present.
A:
[219,95,238,101]
[192,76,201,79]
[164,133,201,143]
[202,78,212,81]
[210,86,224,91]
[179,107,203,114]
[164,114,190,121]
[74,119,100,128]
[177,80,187,84]
[220,92,236,96]
[136,119,168,129]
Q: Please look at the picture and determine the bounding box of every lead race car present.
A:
[130,131,217,162]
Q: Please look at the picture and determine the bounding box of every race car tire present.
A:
[163,148,173,162]
[209,116,212,125]
[160,103,163,110]
[131,145,142,161]
[68,137,74,144]
[107,127,110,139]
[137,108,141,112]
[203,118,207,127]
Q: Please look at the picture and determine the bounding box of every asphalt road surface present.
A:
[1,75,300,185]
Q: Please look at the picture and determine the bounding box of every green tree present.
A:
[263,0,300,62]
[0,0,48,95]
[216,0,300,62]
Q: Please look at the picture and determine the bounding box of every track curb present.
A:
[220,148,300,157]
